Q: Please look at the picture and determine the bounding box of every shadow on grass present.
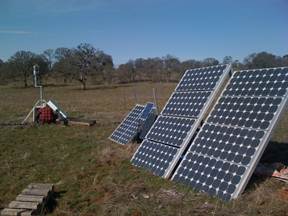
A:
[10,85,35,89]
[43,84,70,87]
[9,83,70,89]
[261,141,288,165]
[243,141,288,194]
[70,84,133,91]
[46,190,67,214]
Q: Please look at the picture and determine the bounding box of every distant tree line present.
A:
[0,43,287,89]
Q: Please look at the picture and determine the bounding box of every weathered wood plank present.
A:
[68,118,96,126]
[20,211,33,216]
[16,194,44,203]
[8,201,39,210]
[27,183,54,192]
[1,208,23,216]
[0,208,32,216]
[21,188,50,196]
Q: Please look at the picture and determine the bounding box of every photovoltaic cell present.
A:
[176,64,227,92]
[172,152,246,201]
[110,105,144,145]
[224,68,288,97]
[207,96,283,130]
[132,64,231,177]
[162,91,211,118]
[132,139,179,177]
[172,67,288,201]
[146,116,196,147]
[188,124,264,166]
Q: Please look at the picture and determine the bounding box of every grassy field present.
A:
[0,82,288,216]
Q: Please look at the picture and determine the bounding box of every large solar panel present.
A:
[110,104,145,145]
[132,64,231,177]
[172,67,288,200]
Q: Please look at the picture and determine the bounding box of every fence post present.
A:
[122,88,127,110]
[134,87,138,104]
[152,87,159,114]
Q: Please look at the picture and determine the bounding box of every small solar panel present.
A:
[132,64,231,177]
[172,67,288,200]
[139,112,158,140]
[140,102,155,120]
[110,104,144,145]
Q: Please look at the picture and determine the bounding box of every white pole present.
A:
[152,88,158,114]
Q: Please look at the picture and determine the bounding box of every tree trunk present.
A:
[81,80,86,90]
[79,71,87,90]
[24,72,28,88]
[166,71,170,83]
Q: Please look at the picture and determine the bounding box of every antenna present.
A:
[33,64,44,102]
[33,64,40,87]
[22,65,46,124]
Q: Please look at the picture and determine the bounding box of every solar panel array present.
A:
[172,67,288,200]
[110,104,145,145]
[132,65,231,177]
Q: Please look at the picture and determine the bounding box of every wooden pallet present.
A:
[68,118,96,127]
[1,183,54,216]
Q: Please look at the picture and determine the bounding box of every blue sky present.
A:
[0,0,287,65]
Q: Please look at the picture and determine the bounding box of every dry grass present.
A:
[0,82,287,216]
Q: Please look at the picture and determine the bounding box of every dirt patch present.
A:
[278,187,288,202]
[156,188,184,202]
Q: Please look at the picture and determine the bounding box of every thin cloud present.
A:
[0,30,32,35]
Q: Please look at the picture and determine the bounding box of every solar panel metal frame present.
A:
[131,64,232,178]
[225,67,288,199]
[233,94,288,198]
[109,104,145,145]
[172,67,288,199]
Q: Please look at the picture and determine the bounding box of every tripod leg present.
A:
[22,100,41,124]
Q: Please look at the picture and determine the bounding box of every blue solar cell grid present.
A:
[176,64,227,92]
[140,102,155,120]
[162,91,211,118]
